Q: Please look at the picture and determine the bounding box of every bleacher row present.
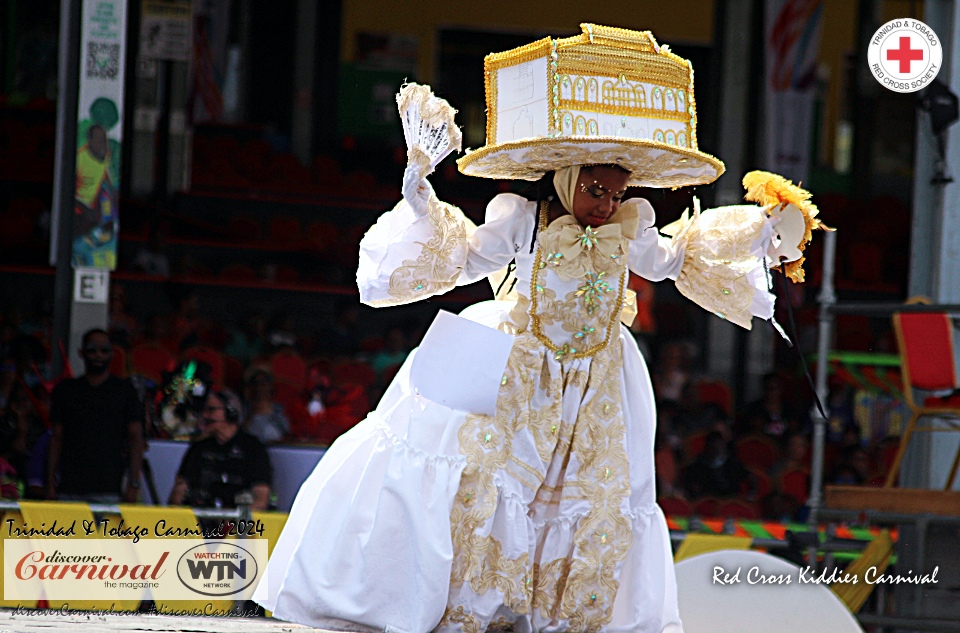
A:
[120,210,372,284]
[111,344,377,444]
[659,429,902,520]
[192,135,399,199]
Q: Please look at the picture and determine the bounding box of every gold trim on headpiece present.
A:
[459,23,723,187]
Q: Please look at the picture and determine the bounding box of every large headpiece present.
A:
[457,23,724,188]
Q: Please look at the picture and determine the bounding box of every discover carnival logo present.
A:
[176,542,259,597]
[4,539,267,601]
[868,18,942,93]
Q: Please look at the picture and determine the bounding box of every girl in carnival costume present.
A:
[255,24,828,633]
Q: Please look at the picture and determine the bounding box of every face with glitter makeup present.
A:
[571,165,630,227]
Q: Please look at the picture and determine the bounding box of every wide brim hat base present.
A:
[457,136,724,189]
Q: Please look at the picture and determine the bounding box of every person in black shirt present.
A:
[46,328,144,503]
[169,390,272,510]
[683,430,751,499]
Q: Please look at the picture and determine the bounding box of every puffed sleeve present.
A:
[664,204,778,329]
[458,193,533,286]
[357,193,529,306]
[625,198,686,282]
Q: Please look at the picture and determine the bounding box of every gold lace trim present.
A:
[445,334,543,622]
[672,205,769,330]
[436,606,482,633]
[441,320,633,631]
[377,196,469,306]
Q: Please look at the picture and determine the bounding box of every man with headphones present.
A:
[169,390,272,510]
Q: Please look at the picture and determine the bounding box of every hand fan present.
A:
[396,83,462,179]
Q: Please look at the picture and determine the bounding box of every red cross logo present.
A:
[887,36,924,73]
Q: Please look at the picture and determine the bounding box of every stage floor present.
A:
[0,611,327,633]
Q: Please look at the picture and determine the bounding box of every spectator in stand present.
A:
[652,341,689,404]
[322,301,360,357]
[8,332,46,390]
[243,367,290,444]
[225,313,266,366]
[0,456,20,500]
[760,491,799,522]
[19,297,53,351]
[171,287,203,350]
[25,429,52,499]
[674,381,730,438]
[138,313,177,354]
[828,445,870,486]
[0,324,16,366]
[683,430,750,499]
[0,382,47,489]
[46,328,144,503]
[770,432,810,481]
[266,312,297,352]
[654,402,683,498]
[371,325,408,379]
[839,425,863,452]
[169,390,272,510]
[132,221,171,277]
[0,358,16,412]
[107,283,138,348]
[738,373,805,440]
[825,383,856,444]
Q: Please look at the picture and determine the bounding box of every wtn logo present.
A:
[176,543,259,597]
[185,559,246,581]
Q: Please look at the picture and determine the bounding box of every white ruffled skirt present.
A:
[254,301,683,633]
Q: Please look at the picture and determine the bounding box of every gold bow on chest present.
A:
[540,215,628,281]
[557,222,623,258]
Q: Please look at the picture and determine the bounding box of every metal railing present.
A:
[808,231,960,631]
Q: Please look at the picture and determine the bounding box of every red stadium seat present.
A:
[779,468,810,505]
[333,361,376,389]
[130,344,176,384]
[270,351,307,390]
[305,221,338,254]
[718,499,760,520]
[735,436,780,471]
[698,380,733,416]
[683,431,708,463]
[226,215,263,241]
[658,496,693,518]
[223,355,245,392]
[221,263,258,280]
[693,497,720,518]
[745,467,773,499]
[109,345,128,378]
[269,216,302,245]
[273,381,304,413]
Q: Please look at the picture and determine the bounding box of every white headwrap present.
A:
[552,166,581,214]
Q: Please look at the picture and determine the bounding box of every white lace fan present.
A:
[397,83,462,179]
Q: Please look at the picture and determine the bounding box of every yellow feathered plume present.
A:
[742,171,834,283]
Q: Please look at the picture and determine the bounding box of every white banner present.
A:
[764,0,824,183]
[4,539,267,601]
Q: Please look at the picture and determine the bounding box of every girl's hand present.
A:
[402,164,434,216]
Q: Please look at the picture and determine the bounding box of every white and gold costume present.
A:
[255,23,826,633]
